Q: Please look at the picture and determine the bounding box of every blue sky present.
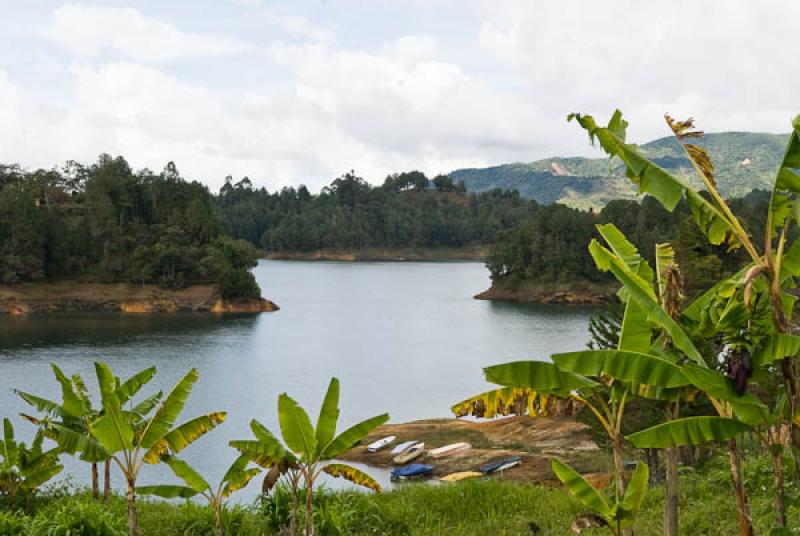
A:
[1,1,798,192]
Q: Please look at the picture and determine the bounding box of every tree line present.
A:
[0,156,260,299]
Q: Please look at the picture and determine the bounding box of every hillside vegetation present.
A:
[451,131,790,208]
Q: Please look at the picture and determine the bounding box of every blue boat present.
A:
[391,464,434,480]
[479,456,522,474]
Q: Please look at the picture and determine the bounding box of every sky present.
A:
[1,0,798,193]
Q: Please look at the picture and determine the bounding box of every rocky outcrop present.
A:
[0,283,279,315]
[475,282,611,305]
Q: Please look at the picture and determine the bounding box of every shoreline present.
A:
[0,282,279,315]
[474,280,613,305]
[261,246,488,262]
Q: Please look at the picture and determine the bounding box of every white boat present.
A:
[428,442,471,459]
[393,442,425,464]
[493,460,521,472]
[366,435,396,452]
[390,440,417,455]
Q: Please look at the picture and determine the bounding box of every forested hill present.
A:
[451,132,790,209]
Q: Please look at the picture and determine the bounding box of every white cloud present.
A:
[44,4,256,62]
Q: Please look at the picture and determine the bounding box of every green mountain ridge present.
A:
[450,131,790,209]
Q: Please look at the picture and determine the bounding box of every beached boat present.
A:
[439,471,482,483]
[366,435,396,452]
[428,442,471,459]
[479,456,523,474]
[390,440,417,455]
[393,442,425,464]
[391,463,434,480]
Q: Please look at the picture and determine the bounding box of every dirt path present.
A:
[339,416,611,485]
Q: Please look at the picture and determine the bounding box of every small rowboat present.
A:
[479,456,522,474]
[366,435,396,453]
[390,440,417,455]
[428,442,471,459]
[391,463,433,480]
[439,471,482,483]
[393,442,425,465]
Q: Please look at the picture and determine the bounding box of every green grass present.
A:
[2,454,799,535]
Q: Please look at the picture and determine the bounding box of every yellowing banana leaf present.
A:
[315,378,340,456]
[451,387,580,419]
[140,368,200,449]
[143,412,226,464]
[552,350,689,388]
[483,360,600,392]
[137,484,200,499]
[323,463,381,493]
[322,413,389,459]
[221,456,261,498]
[627,416,750,448]
[551,458,611,520]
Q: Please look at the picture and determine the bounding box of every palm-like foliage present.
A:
[88,362,225,536]
[137,455,260,536]
[230,377,388,536]
[0,418,63,512]
[15,364,160,504]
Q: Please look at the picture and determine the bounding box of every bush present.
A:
[28,498,126,535]
[0,511,29,535]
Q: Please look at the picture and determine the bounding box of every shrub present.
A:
[28,498,126,536]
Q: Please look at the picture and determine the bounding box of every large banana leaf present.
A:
[52,364,86,417]
[221,456,261,498]
[278,393,317,460]
[617,462,649,529]
[322,413,389,459]
[45,422,107,462]
[229,420,295,468]
[619,300,652,354]
[143,412,226,463]
[92,363,133,454]
[483,360,599,393]
[116,366,157,406]
[590,240,704,365]
[140,369,199,449]
[627,416,750,448]
[451,387,575,419]
[131,392,163,420]
[596,223,654,282]
[569,111,739,248]
[680,364,766,409]
[768,117,800,234]
[552,350,689,388]
[315,378,340,455]
[323,463,381,493]
[20,456,63,490]
[14,391,65,418]
[162,456,210,493]
[551,458,611,519]
[752,334,800,366]
[136,484,199,499]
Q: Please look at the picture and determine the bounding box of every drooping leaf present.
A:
[627,416,750,448]
[136,485,200,499]
[552,350,689,388]
[221,455,261,498]
[140,369,199,449]
[323,463,381,493]
[143,412,226,464]
[52,364,86,417]
[551,458,611,519]
[752,334,800,366]
[162,456,210,493]
[315,378,340,455]
[484,360,600,393]
[278,394,317,460]
[322,413,389,459]
[451,387,579,419]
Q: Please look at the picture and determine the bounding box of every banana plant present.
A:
[15,364,161,504]
[137,455,260,536]
[571,110,800,536]
[230,377,388,536]
[88,362,225,536]
[552,458,649,535]
[0,418,63,513]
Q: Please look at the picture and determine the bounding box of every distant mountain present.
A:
[450,132,790,209]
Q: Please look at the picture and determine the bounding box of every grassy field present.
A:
[2,454,798,535]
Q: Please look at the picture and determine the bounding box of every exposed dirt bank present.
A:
[339,416,610,486]
[0,283,279,315]
[475,280,612,305]
[262,246,488,262]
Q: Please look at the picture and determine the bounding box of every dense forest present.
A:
[0,156,260,298]
[215,171,536,251]
[486,190,776,296]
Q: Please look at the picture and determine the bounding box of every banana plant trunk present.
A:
[728,439,753,536]
[305,476,315,536]
[772,449,786,528]
[612,436,626,500]
[214,501,223,536]
[104,460,111,505]
[781,357,800,480]
[127,478,139,536]
[92,462,99,500]
[289,474,299,536]
[664,403,679,536]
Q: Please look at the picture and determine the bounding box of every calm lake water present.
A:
[0,261,592,497]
